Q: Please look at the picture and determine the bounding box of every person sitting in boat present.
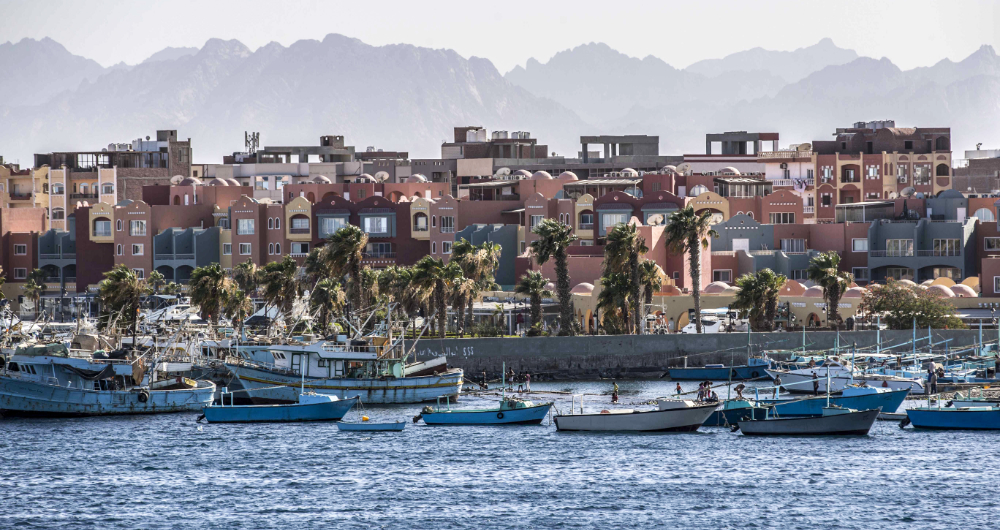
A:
[710,390,719,402]
[612,381,619,403]
[734,383,746,400]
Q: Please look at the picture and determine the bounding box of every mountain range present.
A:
[0,35,997,166]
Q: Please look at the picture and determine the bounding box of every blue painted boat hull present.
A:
[703,405,769,427]
[756,389,909,417]
[669,363,771,381]
[906,408,1000,430]
[338,422,406,432]
[422,403,552,425]
[202,397,358,423]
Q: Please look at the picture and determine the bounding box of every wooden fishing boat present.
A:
[554,396,716,432]
[736,407,881,436]
[904,406,1000,430]
[201,391,357,423]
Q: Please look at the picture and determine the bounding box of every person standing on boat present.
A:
[734,383,745,400]
[675,382,682,396]
[696,382,704,400]
[525,373,531,393]
[773,374,782,398]
[612,381,619,403]
[812,371,819,395]
[927,367,938,395]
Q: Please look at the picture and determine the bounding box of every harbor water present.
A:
[2,380,997,529]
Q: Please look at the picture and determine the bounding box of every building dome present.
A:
[407,174,428,183]
[927,284,956,298]
[512,169,532,179]
[660,285,682,296]
[558,171,579,181]
[571,282,595,294]
[226,178,241,187]
[180,176,202,186]
[703,281,730,294]
[620,168,639,177]
[207,177,229,186]
[356,173,375,183]
[530,171,553,180]
[660,165,678,175]
[397,195,410,203]
[721,166,742,176]
[897,279,917,288]
[803,286,824,298]
[312,175,332,184]
[843,286,866,298]
[781,280,806,296]
[951,284,977,298]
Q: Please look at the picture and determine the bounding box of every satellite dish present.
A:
[914,192,925,199]
[675,162,692,176]
[888,192,898,199]
[373,171,390,183]
[647,214,665,226]
[793,178,807,192]
[900,187,916,198]
[169,175,185,185]
[494,167,512,179]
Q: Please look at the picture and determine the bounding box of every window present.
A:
[268,218,274,230]
[116,219,123,231]
[130,220,146,236]
[885,239,914,257]
[13,268,26,280]
[414,214,428,231]
[602,213,627,233]
[440,216,455,233]
[274,218,280,230]
[821,167,833,182]
[932,267,961,280]
[442,241,452,254]
[52,208,65,220]
[887,267,914,281]
[116,244,123,256]
[321,217,347,236]
[131,269,144,280]
[184,194,189,206]
[94,219,111,237]
[843,169,856,182]
[807,169,814,180]
[974,208,996,222]
[367,242,392,258]
[291,217,309,230]
[987,238,1000,251]
[237,219,255,235]
[821,194,832,207]
[995,276,1000,294]
[239,243,251,255]
[52,184,64,195]
[357,189,366,200]
[268,243,274,255]
[218,218,230,230]
[364,217,388,234]
[255,177,269,190]
[274,243,280,254]
[932,239,960,257]
[780,239,805,253]
[132,244,143,256]
[102,184,113,194]
[712,270,731,282]
[852,239,869,252]
[580,240,594,246]
[866,166,878,179]
[13,244,26,255]
[432,216,436,227]
[897,164,908,183]
[223,243,232,256]
[689,184,708,196]
[853,267,870,281]
[790,269,808,281]
[580,213,594,230]
[651,182,661,192]
[769,212,795,224]
[904,140,913,150]
[520,241,526,254]
[291,242,308,254]
[914,165,931,186]
[432,241,437,254]
[529,215,543,230]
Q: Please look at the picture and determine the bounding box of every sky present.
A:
[0,0,997,72]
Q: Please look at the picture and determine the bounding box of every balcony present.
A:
[917,249,961,257]
[869,250,914,257]
[771,179,794,187]
[156,253,195,260]
[93,229,112,238]
[840,175,859,184]
[40,253,76,259]
[10,193,32,201]
[413,226,428,232]
[289,227,311,234]
[363,251,396,259]
[759,150,813,159]
[803,206,815,214]
[70,193,98,200]
[579,223,594,230]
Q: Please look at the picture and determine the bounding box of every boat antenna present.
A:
[502,361,506,403]
[826,358,832,408]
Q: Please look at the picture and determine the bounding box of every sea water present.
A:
[1,380,995,529]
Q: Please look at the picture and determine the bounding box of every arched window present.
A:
[173,195,180,205]
[936,164,949,177]
[432,215,437,227]
[268,218,274,230]
[275,218,280,229]
[80,184,88,194]
[52,184,64,195]
[973,208,995,222]
[184,194,189,205]
[432,241,437,254]
[690,184,709,196]
[268,243,274,255]
[746,212,754,219]
[275,243,280,254]
[116,244,123,256]
[116,219,123,231]
[52,208,65,220]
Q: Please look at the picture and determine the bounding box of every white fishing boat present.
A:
[766,357,924,394]
[553,394,716,432]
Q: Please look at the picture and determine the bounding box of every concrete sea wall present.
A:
[410,330,986,380]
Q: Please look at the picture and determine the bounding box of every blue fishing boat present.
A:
[338,421,406,432]
[201,391,357,423]
[417,363,552,425]
[905,406,1000,430]
[668,356,771,381]
[701,399,770,426]
[755,387,909,417]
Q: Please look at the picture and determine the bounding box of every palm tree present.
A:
[664,207,719,334]
[358,266,380,309]
[147,270,165,295]
[0,266,7,299]
[161,282,182,301]
[515,271,552,336]
[260,256,301,317]
[604,223,648,334]
[232,258,260,297]
[596,272,632,335]
[222,285,253,337]
[310,278,346,334]
[450,240,479,332]
[189,263,227,324]
[413,256,463,338]
[314,225,368,310]
[807,251,853,329]
[530,218,579,335]
[732,269,787,331]
[97,264,146,332]
[638,260,664,327]
[450,276,478,337]
[22,268,48,319]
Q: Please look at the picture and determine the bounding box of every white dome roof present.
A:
[207,177,229,186]
[703,281,729,294]
[721,166,742,176]
[803,286,824,298]
[312,175,332,184]
[571,282,595,294]
[558,171,579,181]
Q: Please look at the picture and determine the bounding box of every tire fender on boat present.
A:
[137,390,149,403]
[751,371,760,379]
[497,412,504,420]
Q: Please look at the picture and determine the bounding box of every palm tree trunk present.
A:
[555,249,573,335]
[629,253,640,335]
[531,295,541,330]
[436,282,446,339]
[467,298,474,337]
[690,236,703,334]
[456,293,466,338]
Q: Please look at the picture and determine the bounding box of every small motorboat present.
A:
[755,386,910,418]
[553,395,716,432]
[668,356,771,381]
[338,420,406,432]
[904,405,1000,430]
[418,396,553,425]
[701,399,770,427]
[201,390,357,423]
[736,406,881,436]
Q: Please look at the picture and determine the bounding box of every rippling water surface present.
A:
[1,380,997,529]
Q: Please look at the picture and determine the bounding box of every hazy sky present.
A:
[1,0,997,72]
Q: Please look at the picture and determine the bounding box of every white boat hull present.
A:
[227,364,464,404]
[553,403,716,432]
[768,369,923,394]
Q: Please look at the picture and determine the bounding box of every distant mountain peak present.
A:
[141,46,198,64]
[685,38,860,83]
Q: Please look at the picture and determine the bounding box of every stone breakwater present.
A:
[410,329,987,381]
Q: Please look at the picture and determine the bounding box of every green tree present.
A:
[859,280,965,330]
[515,270,552,336]
[665,207,718,334]
[232,258,260,296]
[260,256,301,316]
[731,268,787,331]
[310,278,346,333]
[161,282,182,301]
[21,268,48,319]
[310,225,368,310]
[807,251,853,329]
[97,264,146,332]
[0,266,7,299]
[222,286,253,337]
[147,270,166,295]
[604,222,648,334]
[638,260,665,327]
[189,263,227,324]
[596,271,632,335]
[413,256,463,338]
[531,218,579,335]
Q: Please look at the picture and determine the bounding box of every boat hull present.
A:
[0,376,215,417]
[202,397,357,423]
[768,370,923,394]
[422,403,552,425]
[738,408,880,436]
[703,404,769,426]
[906,407,1000,430]
[669,360,771,381]
[553,404,716,432]
[227,364,463,404]
[756,388,909,417]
